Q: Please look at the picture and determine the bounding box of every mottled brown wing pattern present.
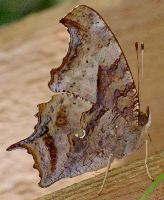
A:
[7,92,149,187]
[80,53,140,155]
[7,93,123,187]
[7,93,91,187]
[8,93,134,187]
[49,5,129,103]
[49,5,141,153]
[7,5,151,188]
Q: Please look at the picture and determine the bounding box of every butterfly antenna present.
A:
[135,42,140,109]
[141,43,154,181]
[140,42,145,107]
[97,153,113,196]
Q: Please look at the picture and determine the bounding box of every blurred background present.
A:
[0,0,163,199]
[0,0,63,26]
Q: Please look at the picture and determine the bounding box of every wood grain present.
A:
[35,151,164,200]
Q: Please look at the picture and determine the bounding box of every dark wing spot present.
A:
[55,107,68,127]
[43,134,57,172]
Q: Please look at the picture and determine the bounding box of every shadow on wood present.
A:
[35,151,164,200]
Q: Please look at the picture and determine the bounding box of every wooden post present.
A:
[35,151,164,200]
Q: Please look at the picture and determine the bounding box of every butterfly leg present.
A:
[97,153,113,196]
[145,138,154,181]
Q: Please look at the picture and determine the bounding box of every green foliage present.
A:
[140,173,164,200]
[0,0,63,26]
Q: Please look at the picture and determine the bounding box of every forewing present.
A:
[81,53,139,132]
[49,5,136,105]
[80,54,139,156]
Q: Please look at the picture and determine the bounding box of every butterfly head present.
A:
[138,106,151,132]
[131,106,151,152]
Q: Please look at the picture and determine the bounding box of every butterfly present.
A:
[7,5,151,189]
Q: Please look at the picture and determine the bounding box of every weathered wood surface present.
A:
[35,151,164,200]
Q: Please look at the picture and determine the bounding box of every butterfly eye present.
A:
[139,112,148,126]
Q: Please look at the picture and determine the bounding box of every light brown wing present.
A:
[49,5,139,140]
[7,93,90,187]
[7,93,117,187]
[49,5,137,107]
[6,92,149,187]
[81,54,139,135]
[7,5,150,188]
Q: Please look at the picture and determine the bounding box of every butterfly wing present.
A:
[7,5,150,188]
[49,5,141,156]
[7,93,117,187]
[49,5,137,106]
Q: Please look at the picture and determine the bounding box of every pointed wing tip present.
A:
[6,142,22,151]
[59,5,94,26]
[6,145,14,151]
[59,17,66,25]
[6,141,45,188]
[59,4,88,23]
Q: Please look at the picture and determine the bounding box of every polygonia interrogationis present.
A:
[7,5,151,188]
